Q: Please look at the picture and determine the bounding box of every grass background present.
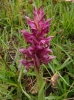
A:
[0,0,74,100]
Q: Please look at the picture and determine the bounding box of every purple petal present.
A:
[19,48,27,54]
[19,46,35,59]
[46,36,54,42]
[34,6,45,20]
[21,30,36,44]
[40,48,52,56]
[41,55,55,65]
[25,16,36,30]
[43,19,51,29]
[20,59,34,70]
[49,56,56,60]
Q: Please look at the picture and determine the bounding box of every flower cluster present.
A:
[19,6,55,71]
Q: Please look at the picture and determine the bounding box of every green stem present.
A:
[35,68,45,100]
[38,81,46,100]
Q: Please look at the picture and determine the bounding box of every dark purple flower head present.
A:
[25,6,51,37]
[19,7,55,71]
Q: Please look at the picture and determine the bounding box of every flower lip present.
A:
[19,59,34,70]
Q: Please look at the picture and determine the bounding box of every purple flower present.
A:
[19,6,55,71]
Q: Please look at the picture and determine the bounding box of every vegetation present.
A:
[0,0,74,100]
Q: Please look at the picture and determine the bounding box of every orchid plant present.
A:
[19,6,55,100]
